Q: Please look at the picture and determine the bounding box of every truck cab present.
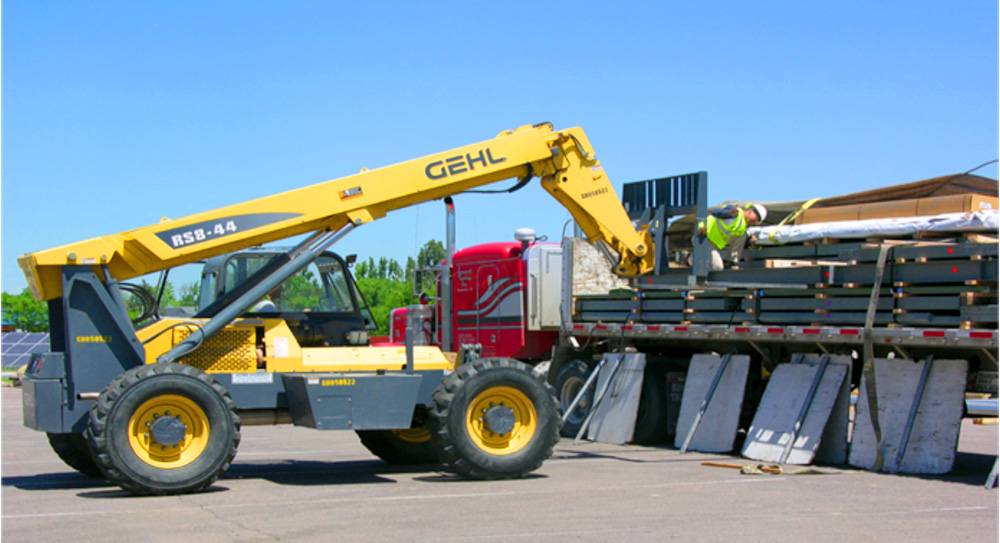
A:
[395,229,562,361]
[450,235,562,360]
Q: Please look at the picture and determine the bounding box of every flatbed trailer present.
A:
[546,173,998,472]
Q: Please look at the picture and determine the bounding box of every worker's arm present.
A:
[20,123,653,301]
[711,205,739,219]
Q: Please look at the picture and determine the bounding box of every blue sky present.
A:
[3,1,997,294]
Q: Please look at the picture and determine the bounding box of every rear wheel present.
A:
[554,360,593,438]
[357,407,440,465]
[86,363,240,496]
[47,432,102,477]
[430,358,560,479]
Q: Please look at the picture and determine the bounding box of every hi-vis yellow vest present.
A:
[705,212,747,250]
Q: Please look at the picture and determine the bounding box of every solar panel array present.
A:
[1,332,51,368]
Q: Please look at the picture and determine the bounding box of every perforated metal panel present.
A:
[173,328,256,373]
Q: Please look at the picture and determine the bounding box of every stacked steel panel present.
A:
[574,240,998,329]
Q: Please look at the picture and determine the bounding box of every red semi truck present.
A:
[391,230,561,363]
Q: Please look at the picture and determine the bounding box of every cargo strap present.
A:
[767,198,820,245]
[861,244,892,471]
[701,461,831,475]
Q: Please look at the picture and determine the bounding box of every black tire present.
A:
[429,358,560,480]
[47,432,102,477]
[632,365,668,445]
[554,360,593,438]
[356,429,440,465]
[86,363,240,496]
[357,407,440,465]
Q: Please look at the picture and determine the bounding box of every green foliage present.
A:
[416,239,447,269]
[282,270,323,311]
[355,256,406,281]
[1,287,49,332]
[176,282,200,306]
[352,240,444,336]
[356,277,418,336]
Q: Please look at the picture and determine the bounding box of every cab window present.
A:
[219,253,359,313]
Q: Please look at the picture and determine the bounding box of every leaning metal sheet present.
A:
[741,359,849,465]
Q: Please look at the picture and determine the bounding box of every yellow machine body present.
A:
[20,123,653,302]
[135,318,453,374]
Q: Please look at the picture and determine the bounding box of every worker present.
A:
[252,286,282,312]
[697,203,767,271]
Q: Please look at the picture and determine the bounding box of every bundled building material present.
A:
[795,193,998,224]
[750,210,999,246]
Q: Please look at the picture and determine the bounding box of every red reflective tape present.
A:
[573,325,585,330]
[647,325,661,331]
[970,332,993,339]
[675,326,689,332]
[767,328,783,334]
[923,330,946,338]
[735,327,751,333]
[803,328,821,334]
[596,324,608,330]
[623,325,634,331]
[840,329,859,335]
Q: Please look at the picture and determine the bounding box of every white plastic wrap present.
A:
[749,210,1000,246]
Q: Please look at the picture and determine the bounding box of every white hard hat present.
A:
[750,204,767,222]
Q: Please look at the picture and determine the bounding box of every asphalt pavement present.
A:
[2,386,997,542]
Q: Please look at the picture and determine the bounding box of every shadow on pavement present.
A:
[3,458,447,496]
[224,458,443,486]
[2,471,111,491]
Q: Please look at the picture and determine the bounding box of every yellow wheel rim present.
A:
[465,386,537,456]
[127,395,210,469]
[392,427,432,444]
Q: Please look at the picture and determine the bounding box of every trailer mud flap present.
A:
[280,372,423,430]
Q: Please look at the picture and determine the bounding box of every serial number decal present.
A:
[424,147,506,180]
[580,187,608,199]
[231,373,275,385]
[155,213,303,249]
[340,186,363,200]
[321,378,356,387]
[75,335,111,343]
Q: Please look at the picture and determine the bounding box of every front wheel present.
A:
[429,358,560,479]
[86,363,240,496]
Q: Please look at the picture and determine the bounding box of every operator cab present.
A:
[197,248,377,347]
